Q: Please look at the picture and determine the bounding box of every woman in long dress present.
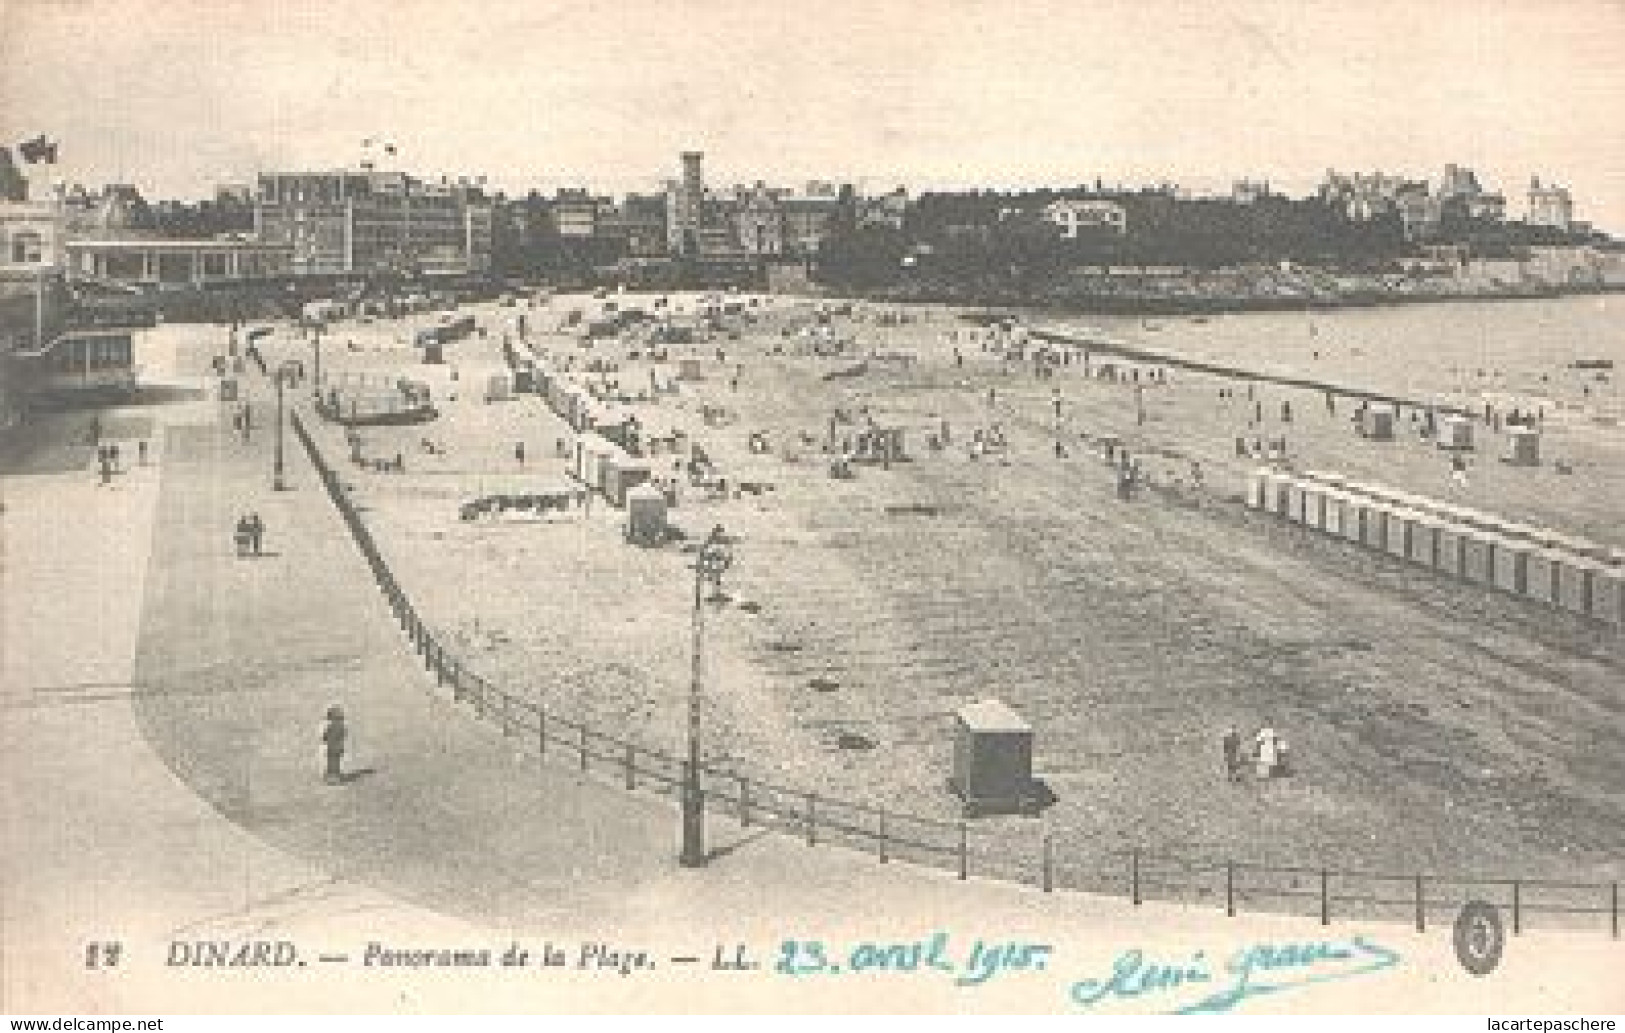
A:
[1254,725,1280,779]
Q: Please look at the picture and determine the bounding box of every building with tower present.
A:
[1527,177,1574,233]
[666,151,706,256]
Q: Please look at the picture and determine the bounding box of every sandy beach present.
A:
[251,289,1624,906]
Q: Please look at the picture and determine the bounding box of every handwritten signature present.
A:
[1069,936,1401,1014]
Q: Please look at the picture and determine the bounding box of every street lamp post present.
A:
[273,361,294,491]
[680,526,733,868]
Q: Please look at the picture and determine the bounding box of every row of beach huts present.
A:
[1247,468,1625,628]
[530,357,657,509]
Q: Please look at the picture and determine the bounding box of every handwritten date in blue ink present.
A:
[776,933,1051,986]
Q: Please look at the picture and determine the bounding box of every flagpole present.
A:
[35,267,44,349]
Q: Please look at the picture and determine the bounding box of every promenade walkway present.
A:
[1,324,1617,1013]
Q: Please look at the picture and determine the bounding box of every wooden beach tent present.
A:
[950,699,1037,818]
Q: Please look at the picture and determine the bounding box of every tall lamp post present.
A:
[680,525,733,868]
[312,324,323,391]
[273,360,295,491]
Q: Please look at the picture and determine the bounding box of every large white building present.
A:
[1043,198,1128,238]
[255,169,494,276]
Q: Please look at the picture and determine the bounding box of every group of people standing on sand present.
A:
[1223,722,1290,783]
[233,512,267,557]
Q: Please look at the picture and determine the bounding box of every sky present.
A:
[3,0,1623,228]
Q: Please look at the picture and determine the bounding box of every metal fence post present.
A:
[1131,850,1141,906]
[1041,834,1053,893]
[1320,869,1330,926]
[1512,880,1521,936]
[958,822,968,880]
[1225,862,1235,917]
[1415,876,1425,933]
[623,745,635,790]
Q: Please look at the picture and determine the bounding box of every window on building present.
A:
[11,230,43,264]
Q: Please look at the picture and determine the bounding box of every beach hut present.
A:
[589,442,624,495]
[1592,566,1625,628]
[950,699,1037,818]
[1246,468,1271,510]
[1524,548,1564,606]
[1302,483,1331,532]
[1285,479,1312,525]
[603,455,652,507]
[1361,501,1391,551]
[1265,471,1294,518]
[1320,489,1348,537]
[485,372,512,402]
[1435,523,1470,578]
[624,485,667,546]
[1360,405,1395,440]
[1554,554,1602,615]
[1381,506,1413,559]
[1439,416,1474,450]
[1406,514,1441,567]
[573,439,610,486]
[678,357,705,381]
[1505,428,1540,466]
[1341,495,1373,545]
[1491,535,1530,594]
[1462,530,1500,586]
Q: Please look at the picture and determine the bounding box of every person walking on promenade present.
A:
[234,514,252,557]
[246,512,265,556]
[321,706,347,785]
[138,440,149,466]
[1222,726,1243,783]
